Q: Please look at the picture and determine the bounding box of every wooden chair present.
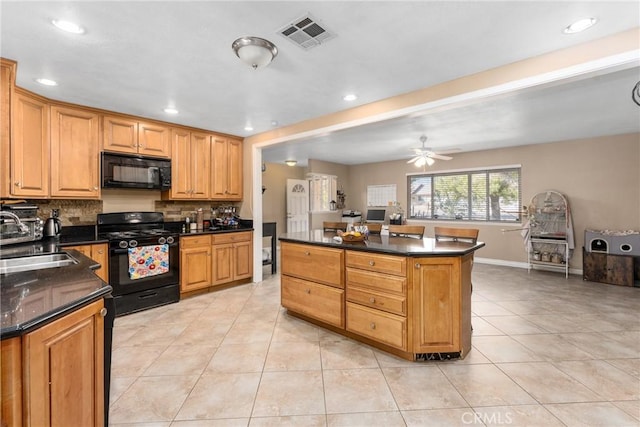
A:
[434,226,479,243]
[364,223,382,234]
[388,224,425,239]
[323,221,348,232]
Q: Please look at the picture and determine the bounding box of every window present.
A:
[308,173,337,212]
[408,167,521,222]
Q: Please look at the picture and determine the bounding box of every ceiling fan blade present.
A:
[429,153,452,161]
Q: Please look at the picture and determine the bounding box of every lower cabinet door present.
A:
[281,275,344,328]
[180,247,211,292]
[346,302,406,350]
[23,300,104,427]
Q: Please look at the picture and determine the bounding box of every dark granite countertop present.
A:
[279,230,485,257]
[0,249,112,339]
[177,225,254,237]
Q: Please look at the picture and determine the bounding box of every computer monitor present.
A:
[366,209,386,223]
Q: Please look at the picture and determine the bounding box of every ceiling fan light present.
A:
[426,156,435,166]
[232,36,278,69]
[415,157,426,167]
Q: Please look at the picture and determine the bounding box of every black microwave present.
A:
[101,152,171,190]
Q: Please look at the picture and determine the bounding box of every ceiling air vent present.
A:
[277,14,336,50]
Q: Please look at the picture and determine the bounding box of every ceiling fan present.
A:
[407,135,453,167]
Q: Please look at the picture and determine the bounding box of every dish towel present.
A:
[128,244,169,280]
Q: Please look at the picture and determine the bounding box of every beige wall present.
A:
[261,163,306,237]
[307,159,349,229]
[347,133,640,269]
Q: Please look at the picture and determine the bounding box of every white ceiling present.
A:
[1,1,639,166]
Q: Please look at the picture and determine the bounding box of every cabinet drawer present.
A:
[346,267,406,295]
[212,231,252,244]
[180,235,211,248]
[346,302,406,350]
[281,242,344,288]
[346,286,406,316]
[281,275,344,328]
[346,251,406,276]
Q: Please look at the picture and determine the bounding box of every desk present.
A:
[263,222,276,274]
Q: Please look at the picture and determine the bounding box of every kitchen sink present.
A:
[0,253,78,275]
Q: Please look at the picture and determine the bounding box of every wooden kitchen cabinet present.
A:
[179,235,212,293]
[22,299,105,427]
[583,248,637,287]
[211,231,253,285]
[65,244,109,283]
[345,251,408,350]
[412,255,472,355]
[10,89,49,198]
[211,136,243,200]
[167,129,210,199]
[1,58,16,198]
[50,105,100,198]
[281,242,345,328]
[102,115,170,158]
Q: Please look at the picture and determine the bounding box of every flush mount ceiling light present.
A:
[35,78,57,86]
[563,18,597,34]
[244,125,254,132]
[343,94,357,102]
[163,107,179,114]
[52,19,85,34]
[285,160,297,166]
[232,36,278,70]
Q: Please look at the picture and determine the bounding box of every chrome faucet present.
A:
[0,211,29,234]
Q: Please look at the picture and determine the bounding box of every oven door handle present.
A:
[110,243,178,256]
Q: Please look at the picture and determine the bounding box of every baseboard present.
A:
[475,257,583,276]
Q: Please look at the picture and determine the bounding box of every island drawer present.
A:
[282,275,345,328]
[346,286,406,316]
[346,302,406,350]
[180,235,211,248]
[281,242,344,288]
[346,251,406,276]
[211,231,252,244]
[346,267,406,295]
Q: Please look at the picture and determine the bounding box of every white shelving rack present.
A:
[526,191,571,278]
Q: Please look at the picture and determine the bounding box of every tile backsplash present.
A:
[21,198,240,225]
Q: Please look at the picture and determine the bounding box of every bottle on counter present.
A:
[196,209,204,230]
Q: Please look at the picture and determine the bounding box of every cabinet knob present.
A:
[131,144,137,148]
[93,186,99,191]
[100,307,108,317]
[14,181,20,187]
[369,297,376,303]
[370,322,376,330]
[97,249,104,254]
[305,251,310,256]
[139,144,145,148]
[305,289,310,294]
[415,263,421,269]
[369,260,375,266]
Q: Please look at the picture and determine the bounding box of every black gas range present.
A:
[97,212,179,316]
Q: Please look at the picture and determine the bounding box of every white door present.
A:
[286,179,309,233]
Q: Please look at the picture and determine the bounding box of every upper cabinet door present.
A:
[211,136,243,200]
[169,128,192,199]
[50,105,100,198]
[102,115,138,155]
[11,90,49,198]
[138,122,170,158]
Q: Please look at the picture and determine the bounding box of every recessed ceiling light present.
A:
[163,107,179,114]
[244,125,254,132]
[563,18,597,34]
[52,19,85,34]
[271,120,279,127]
[35,78,57,86]
[343,94,357,102]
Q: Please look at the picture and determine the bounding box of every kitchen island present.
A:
[279,230,485,361]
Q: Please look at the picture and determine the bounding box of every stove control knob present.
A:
[166,236,175,244]
[129,240,138,248]
[119,240,128,249]
[158,237,167,245]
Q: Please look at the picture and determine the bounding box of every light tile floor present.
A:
[109,264,640,426]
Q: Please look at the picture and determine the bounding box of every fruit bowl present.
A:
[337,230,366,242]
